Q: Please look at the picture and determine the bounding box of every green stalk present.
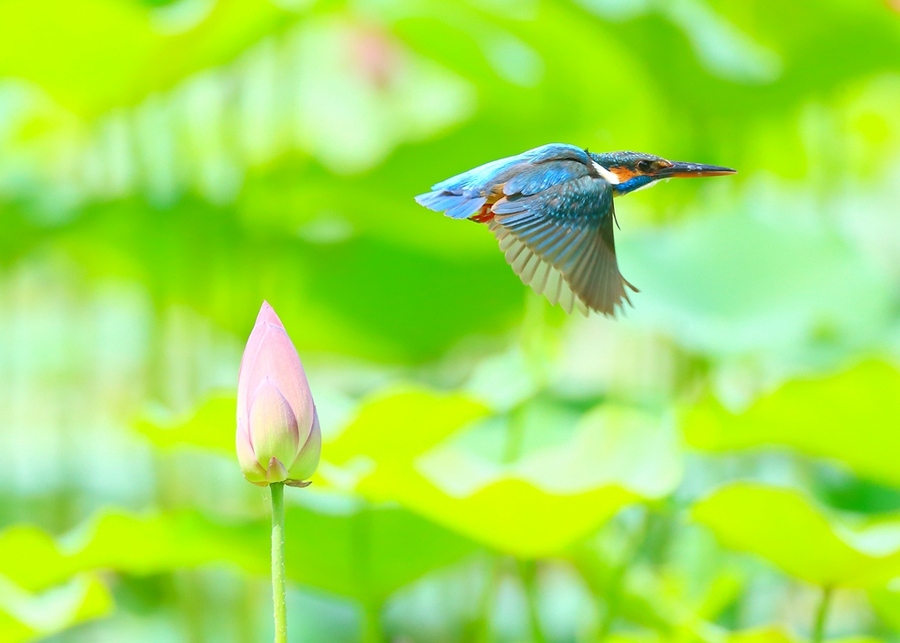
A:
[518,559,547,643]
[270,482,287,643]
[361,601,383,643]
[596,508,650,641]
[812,587,833,643]
[472,557,502,642]
[595,567,625,641]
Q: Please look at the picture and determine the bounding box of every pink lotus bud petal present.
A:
[287,409,321,483]
[236,301,321,487]
[236,417,268,485]
[247,379,300,477]
[237,302,315,444]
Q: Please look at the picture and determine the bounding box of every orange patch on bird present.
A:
[471,204,495,223]
[469,184,505,223]
[613,167,638,183]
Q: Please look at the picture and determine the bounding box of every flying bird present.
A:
[415,144,736,316]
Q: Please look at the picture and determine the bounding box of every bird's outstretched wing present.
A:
[491,175,637,316]
[415,144,593,220]
[415,143,637,316]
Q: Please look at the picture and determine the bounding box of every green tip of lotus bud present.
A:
[236,301,321,487]
[265,457,289,484]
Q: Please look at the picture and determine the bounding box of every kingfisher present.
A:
[415,144,735,316]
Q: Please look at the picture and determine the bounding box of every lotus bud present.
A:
[236,301,321,487]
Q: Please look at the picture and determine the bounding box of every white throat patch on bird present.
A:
[591,161,621,185]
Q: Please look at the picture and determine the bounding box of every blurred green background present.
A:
[1,0,899,641]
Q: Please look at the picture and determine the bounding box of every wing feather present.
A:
[492,225,590,316]
[489,175,636,316]
[503,160,588,197]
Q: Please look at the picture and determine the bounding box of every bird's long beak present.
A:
[659,161,737,178]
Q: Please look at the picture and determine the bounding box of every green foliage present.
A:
[623,214,894,362]
[1,0,900,640]
[135,394,237,454]
[352,403,681,557]
[0,575,111,643]
[684,361,900,485]
[0,505,476,603]
[693,483,900,588]
[327,388,492,465]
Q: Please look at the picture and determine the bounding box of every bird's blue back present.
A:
[430,143,592,199]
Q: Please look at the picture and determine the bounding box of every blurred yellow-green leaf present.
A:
[693,483,900,588]
[684,361,900,485]
[0,505,477,603]
[326,387,491,466]
[135,393,236,454]
[0,575,112,643]
[357,405,681,557]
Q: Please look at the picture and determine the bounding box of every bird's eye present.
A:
[636,160,652,173]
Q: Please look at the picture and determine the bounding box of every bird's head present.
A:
[589,151,736,196]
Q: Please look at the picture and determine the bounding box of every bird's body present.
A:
[416,143,735,316]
